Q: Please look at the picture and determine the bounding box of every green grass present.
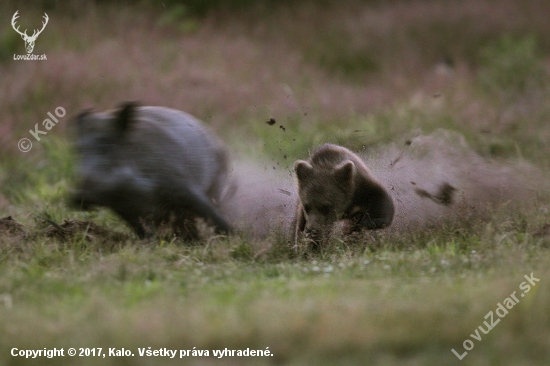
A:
[1,221,550,365]
[1,0,550,365]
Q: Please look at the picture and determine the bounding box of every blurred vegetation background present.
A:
[2,0,550,194]
[1,2,550,364]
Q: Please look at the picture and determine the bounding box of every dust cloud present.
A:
[370,129,545,232]
[221,129,547,241]
[221,159,297,239]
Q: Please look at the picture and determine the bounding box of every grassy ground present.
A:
[1,0,550,365]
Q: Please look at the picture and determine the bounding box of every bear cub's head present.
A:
[295,158,356,242]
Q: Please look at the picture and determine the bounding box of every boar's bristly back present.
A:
[76,109,92,126]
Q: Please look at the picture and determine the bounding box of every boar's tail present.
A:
[115,101,140,135]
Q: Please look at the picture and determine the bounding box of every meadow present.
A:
[1,0,550,365]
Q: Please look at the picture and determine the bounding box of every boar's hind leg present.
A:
[113,208,148,239]
[171,189,233,235]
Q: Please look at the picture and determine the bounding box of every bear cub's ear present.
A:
[295,160,314,182]
[333,160,355,183]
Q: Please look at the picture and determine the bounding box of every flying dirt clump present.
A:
[414,182,457,206]
[71,102,232,239]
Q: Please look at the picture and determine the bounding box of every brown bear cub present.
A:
[292,143,395,249]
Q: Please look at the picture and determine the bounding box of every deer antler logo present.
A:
[11,11,49,54]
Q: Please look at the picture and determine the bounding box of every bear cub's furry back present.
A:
[292,143,394,248]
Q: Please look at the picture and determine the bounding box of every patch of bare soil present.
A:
[0,216,26,238]
[43,219,129,243]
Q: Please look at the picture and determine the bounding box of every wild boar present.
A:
[71,102,232,239]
